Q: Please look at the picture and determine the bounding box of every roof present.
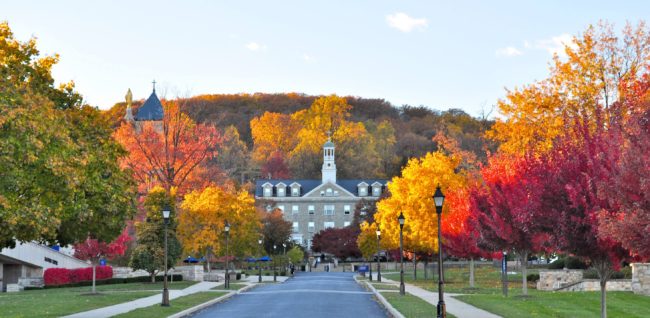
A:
[255,179,388,197]
[324,141,335,147]
[135,90,164,121]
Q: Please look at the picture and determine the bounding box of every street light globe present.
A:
[224,220,230,233]
[433,186,445,213]
[258,239,262,245]
[162,209,171,220]
[398,212,405,226]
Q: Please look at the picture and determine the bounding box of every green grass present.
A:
[381,292,456,318]
[372,283,400,290]
[211,283,248,290]
[61,280,198,292]
[383,266,538,294]
[0,289,156,318]
[456,290,650,318]
[113,291,228,318]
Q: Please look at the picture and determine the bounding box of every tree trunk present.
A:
[600,279,607,318]
[151,272,156,283]
[424,258,429,280]
[413,255,417,280]
[593,259,612,318]
[469,258,475,288]
[520,251,528,296]
[92,264,97,294]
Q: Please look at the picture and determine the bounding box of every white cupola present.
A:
[321,137,336,184]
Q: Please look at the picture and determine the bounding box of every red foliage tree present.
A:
[312,226,361,260]
[469,154,550,295]
[261,150,291,179]
[73,230,130,293]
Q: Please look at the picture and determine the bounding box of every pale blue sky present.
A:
[3,1,648,116]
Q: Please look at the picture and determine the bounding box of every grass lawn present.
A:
[381,292,456,318]
[0,289,156,318]
[372,283,400,290]
[456,290,650,318]
[211,283,248,290]
[384,266,538,294]
[113,291,228,318]
[62,280,198,292]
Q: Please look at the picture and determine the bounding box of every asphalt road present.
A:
[190,272,388,318]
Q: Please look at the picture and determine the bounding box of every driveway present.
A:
[190,272,388,318]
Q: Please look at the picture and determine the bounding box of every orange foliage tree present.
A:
[114,100,221,194]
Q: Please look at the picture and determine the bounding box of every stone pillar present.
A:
[631,263,650,295]
[0,263,4,292]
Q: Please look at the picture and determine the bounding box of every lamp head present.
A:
[224,220,230,233]
[397,212,405,226]
[258,239,262,245]
[376,223,381,237]
[162,207,171,224]
[433,186,445,213]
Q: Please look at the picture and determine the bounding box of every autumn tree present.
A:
[214,125,250,183]
[73,230,130,293]
[250,112,300,164]
[312,226,361,260]
[0,22,135,249]
[178,186,261,268]
[488,21,650,154]
[114,98,221,194]
[287,246,305,264]
[130,187,182,282]
[261,209,292,254]
[260,151,291,179]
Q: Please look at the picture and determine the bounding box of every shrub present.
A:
[548,259,565,269]
[565,257,587,269]
[42,272,182,288]
[236,273,242,280]
[526,274,540,282]
[44,266,114,286]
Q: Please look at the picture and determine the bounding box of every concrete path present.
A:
[190,272,388,318]
[62,281,221,318]
[367,273,501,318]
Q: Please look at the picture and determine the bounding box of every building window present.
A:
[326,188,333,196]
[263,187,272,197]
[278,205,285,213]
[324,205,334,215]
[278,187,285,197]
[292,222,299,233]
[292,205,299,214]
[308,205,315,214]
[373,186,381,197]
[308,222,315,232]
[292,187,300,196]
[324,221,335,229]
[44,257,58,265]
[344,221,351,227]
[359,187,367,196]
[344,205,351,214]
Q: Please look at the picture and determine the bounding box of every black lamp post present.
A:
[282,243,286,273]
[398,212,406,296]
[273,244,277,282]
[433,186,446,318]
[376,223,381,282]
[258,238,263,283]
[161,208,171,307]
[224,220,230,289]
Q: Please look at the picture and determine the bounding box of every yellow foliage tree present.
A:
[250,112,300,164]
[373,150,468,255]
[178,186,261,262]
[488,22,650,154]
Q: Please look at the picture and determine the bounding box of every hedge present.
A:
[44,266,113,286]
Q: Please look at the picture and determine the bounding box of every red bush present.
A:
[44,266,113,286]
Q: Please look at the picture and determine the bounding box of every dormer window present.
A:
[372,182,383,197]
[290,182,301,197]
[357,182,369,197]
[262,183,273,197]
[276,183,287,197]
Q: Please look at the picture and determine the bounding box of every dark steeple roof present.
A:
[135,89,164,121]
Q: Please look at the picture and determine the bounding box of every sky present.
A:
[3,1,648,117]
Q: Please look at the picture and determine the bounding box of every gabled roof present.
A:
[371,181,383,187]
[255,179,387,197]
[276,182,287,187]
[357,181,369,187]
[135,90,164,121]
[289,182,302,187]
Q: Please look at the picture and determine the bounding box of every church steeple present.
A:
[322,132,336,184]
[124,88,134,122]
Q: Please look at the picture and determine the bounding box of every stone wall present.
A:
[537,269,583,291]
[575,280,631,292]
[632,263,650,296]
[173,265,204,281]
[18,277,43,288]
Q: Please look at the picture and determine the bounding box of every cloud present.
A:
[534,34,576,57]
[386,12,428,32]
[496,46,523,57]
[245,42,267,51]
[302,54,316,63]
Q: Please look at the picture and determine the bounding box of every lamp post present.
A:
[273,244,277,282]
[258,238,263,283]
[376,224,381,282]
[161,208,171,307]
[398,212,406,296]
[282,243,286,274]
[224,220,230,289]
[433,186,446,318]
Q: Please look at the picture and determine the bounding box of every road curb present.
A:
[168,283,258,318]
[354,275,405,318]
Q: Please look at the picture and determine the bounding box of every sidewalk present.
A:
[62,281,221,318]
[367,273,501,318]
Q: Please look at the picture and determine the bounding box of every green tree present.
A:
[0,21,135,248]
[287,246,305,264]
[130,187,182,282]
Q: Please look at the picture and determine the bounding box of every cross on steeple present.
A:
[326,130,332,141]
[152,79,157,92]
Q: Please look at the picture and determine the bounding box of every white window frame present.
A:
[277,187,286,197]
[344,221,351,227]
[292,222,299,233]
[292,205,299,214]
[324,205,334,215]
[264,187,272,197]
[373,186,381,196]
[324,221,335,229]
[308,205,315,214]
[344,205,351,214]
[292,187,300,196]
[359,187,367,196]
[308,222,315,232]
